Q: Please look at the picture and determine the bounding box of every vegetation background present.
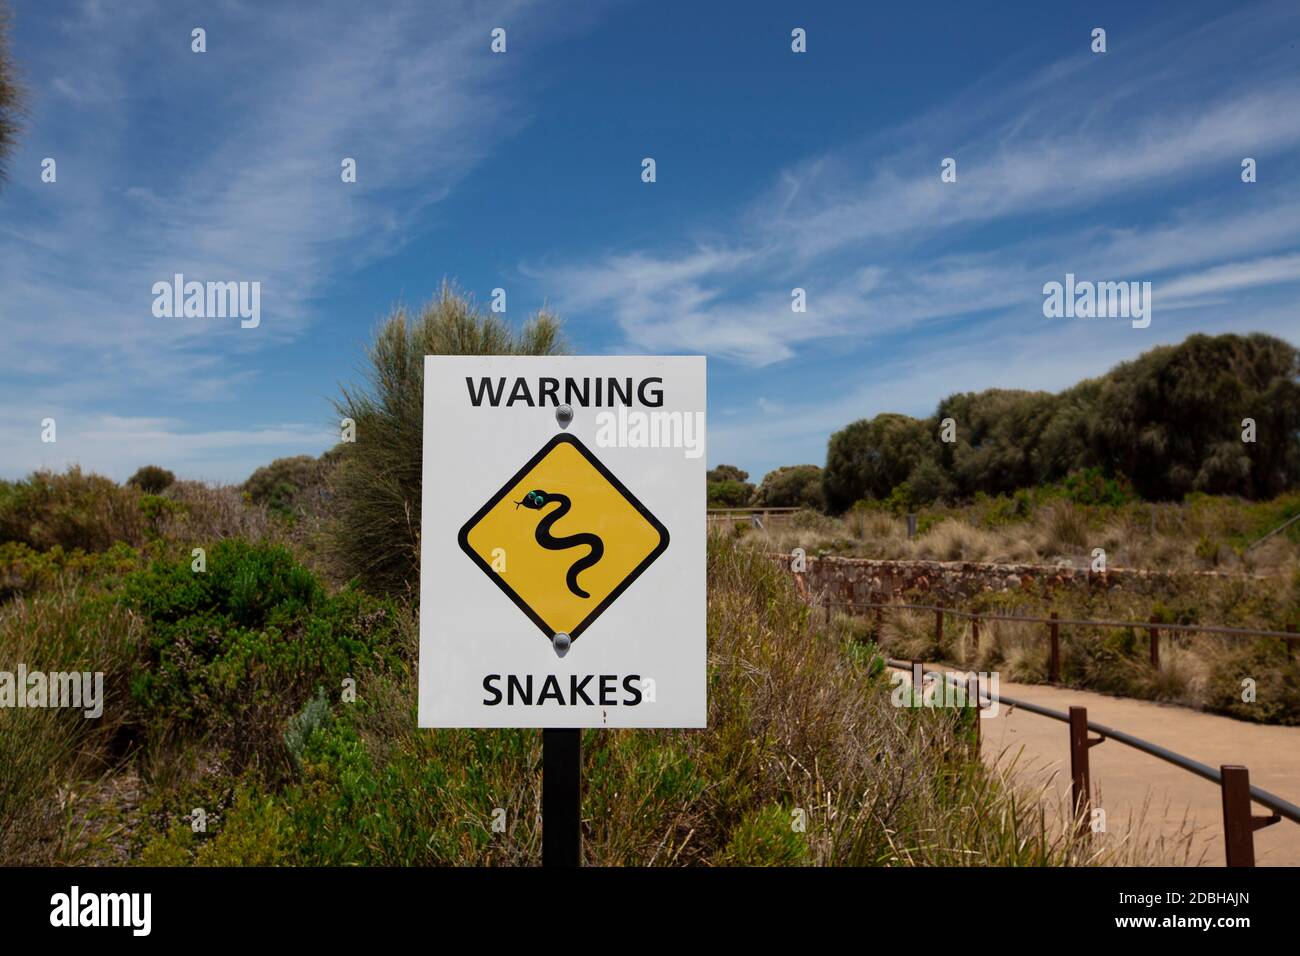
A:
[3,290,1239,867]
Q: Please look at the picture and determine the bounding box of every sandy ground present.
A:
[891,665,1300,866]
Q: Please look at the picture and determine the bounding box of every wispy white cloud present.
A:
[0,0,611,479]
[529,4,1300,370]
[1157,253,1300,304]
[0,0,600,394]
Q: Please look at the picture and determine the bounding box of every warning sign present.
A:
[419,355,706,729]
[458,433,669,645]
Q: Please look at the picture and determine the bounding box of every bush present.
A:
[329,283,566,596]
[1055,468,1136,507]
[717,804,809,865]
[243,454,334,519]
[1203,638,1300,725]
[157,481,271,544]
[285,689,334,768]
[126,465,176,494]
[707,479,754,508]
[707,465,749,484]
[0,468,146,551]
[122,539,408,761]
[0,540,143,602]
[751,465,825,511]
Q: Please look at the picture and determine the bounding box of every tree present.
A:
[820,333,1300,505]
[126,465,176,494]
[1088,334,1300,499]
[707,464,749,483]
[707,479,754,508]
[751,465,826,510]
[903,458,954,505]
[937,389,1060,497]
[0,2,23,186]
[330,283,566,596]
[823,413,932,512]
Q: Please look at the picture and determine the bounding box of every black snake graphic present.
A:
[515,490,604,598]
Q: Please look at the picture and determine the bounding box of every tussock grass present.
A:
[328,283,567,598]
[752,491,1300,575]
[0,586,142,864]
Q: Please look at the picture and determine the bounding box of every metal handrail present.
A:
[886,658,1300,827]
[834,599,1296,642]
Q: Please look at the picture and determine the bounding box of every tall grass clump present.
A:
[0,587,142,864]
[329,283,567,597]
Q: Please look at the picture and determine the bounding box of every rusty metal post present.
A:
[1287,622,1297,655]
[970,617,980,661]
[935,607,944,648]
[1148,616,1160,668]
[968,672,981,752]
[875,604,883,637]
[825,601,831,626]
[1220,764,1281,867]
[1069,706,1091,826]
[1221,766,1256,867]
[1049,611,1061,683]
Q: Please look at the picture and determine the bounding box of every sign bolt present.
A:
[556,404,574,430]
[552,632,571,658]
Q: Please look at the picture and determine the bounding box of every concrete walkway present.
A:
[895,666,1300,866]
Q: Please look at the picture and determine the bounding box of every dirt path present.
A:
[894,666,1300,866]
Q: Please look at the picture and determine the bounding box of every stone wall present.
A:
[778,553,1216,606]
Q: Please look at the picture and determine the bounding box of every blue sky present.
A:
[2,0,1299,484]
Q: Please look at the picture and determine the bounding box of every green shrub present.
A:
[285,689,334,768]
[0,540,143,601]
[883,481,916,515]
[127,465,176,494]
[751,465,825,511]
[122,539,407,759]
[716,804,809,866]
[1055,468,1137,507]
[707,465,749,484]
[329,283,567,596]
[708,479,755,508]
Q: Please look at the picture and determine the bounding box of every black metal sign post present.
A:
[542,728,581,866]
[539,404,584,867]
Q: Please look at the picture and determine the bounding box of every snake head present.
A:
[514,490,547,510]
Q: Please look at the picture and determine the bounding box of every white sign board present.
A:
[418,355,706,728]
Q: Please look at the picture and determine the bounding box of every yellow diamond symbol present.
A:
[458,433,670,645]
